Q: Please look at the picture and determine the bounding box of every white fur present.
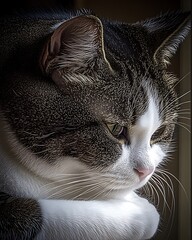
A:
[107,94,165,190]
[36,192,159,240]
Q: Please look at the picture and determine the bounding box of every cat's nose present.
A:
[134,167,154,180]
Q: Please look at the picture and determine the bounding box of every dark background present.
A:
[0,1,190,240]
[0,0,74,15]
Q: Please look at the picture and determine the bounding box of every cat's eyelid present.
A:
[104,120,127,127]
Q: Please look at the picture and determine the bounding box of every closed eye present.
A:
[105,122,129,144]
[150,124,168,145]
[106,123,123,137]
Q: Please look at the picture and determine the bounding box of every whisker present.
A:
[176,120,191,127]
[177,116,191,120]
[171,72,191,89]
[150,175,171,212]
[47,181,102,199]
[51,172,99,178]
[177,100,191,108]
[156,169,189,201]
[161,72,190,103]
[42,175,103,195]
[178,112,191,116]
[152,171,176,238]
[92,179,117,200]
[147,182,160,207]
[177,108,191,112]
[73,183,102,200]
[143,183,152,198]
[174,122,191,133]
[160,91,191,116]
[42,177,95,191]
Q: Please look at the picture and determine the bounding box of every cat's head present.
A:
[1,10,191,199]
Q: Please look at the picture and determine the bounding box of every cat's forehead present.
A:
[91,78,154,126]
[104,22,144,61]
[135,92,161,133]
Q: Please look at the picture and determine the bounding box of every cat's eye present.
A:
[106,123,124,138]
[150,125,167,145]
[105,123,130,145]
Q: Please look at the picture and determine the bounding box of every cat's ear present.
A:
[40,15,111,78]
[141,11,191,66]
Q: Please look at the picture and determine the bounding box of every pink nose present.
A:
[134,168,154,180]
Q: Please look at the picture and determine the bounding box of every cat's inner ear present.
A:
[141,11,191,66]
[40,15,111,75]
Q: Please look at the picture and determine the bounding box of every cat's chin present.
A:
[43,173,150,201]
[135,173,153,189]
[100,173,154,200]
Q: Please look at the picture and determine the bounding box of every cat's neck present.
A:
[0,116,48,198]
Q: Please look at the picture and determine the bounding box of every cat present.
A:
[0,8,191,240]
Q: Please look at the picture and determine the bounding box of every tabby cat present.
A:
[0,8,191,240]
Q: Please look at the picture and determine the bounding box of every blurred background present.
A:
[0,0,191,240]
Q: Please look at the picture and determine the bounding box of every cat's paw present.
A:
[37,197,159,240]
[106,195,159,240]
[140,199,159,239]
[125,192,160,239]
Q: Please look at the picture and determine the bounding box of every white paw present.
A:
[142,200,160,239]
[124,192,160,239]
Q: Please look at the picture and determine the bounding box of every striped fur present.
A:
[0,9,191,240]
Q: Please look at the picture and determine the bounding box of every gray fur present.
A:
[0,192,42,239]
[0,9,191,239]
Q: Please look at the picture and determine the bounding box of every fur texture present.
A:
[0,9,191,240]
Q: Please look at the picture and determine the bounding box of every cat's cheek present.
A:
[150,144,166,167]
